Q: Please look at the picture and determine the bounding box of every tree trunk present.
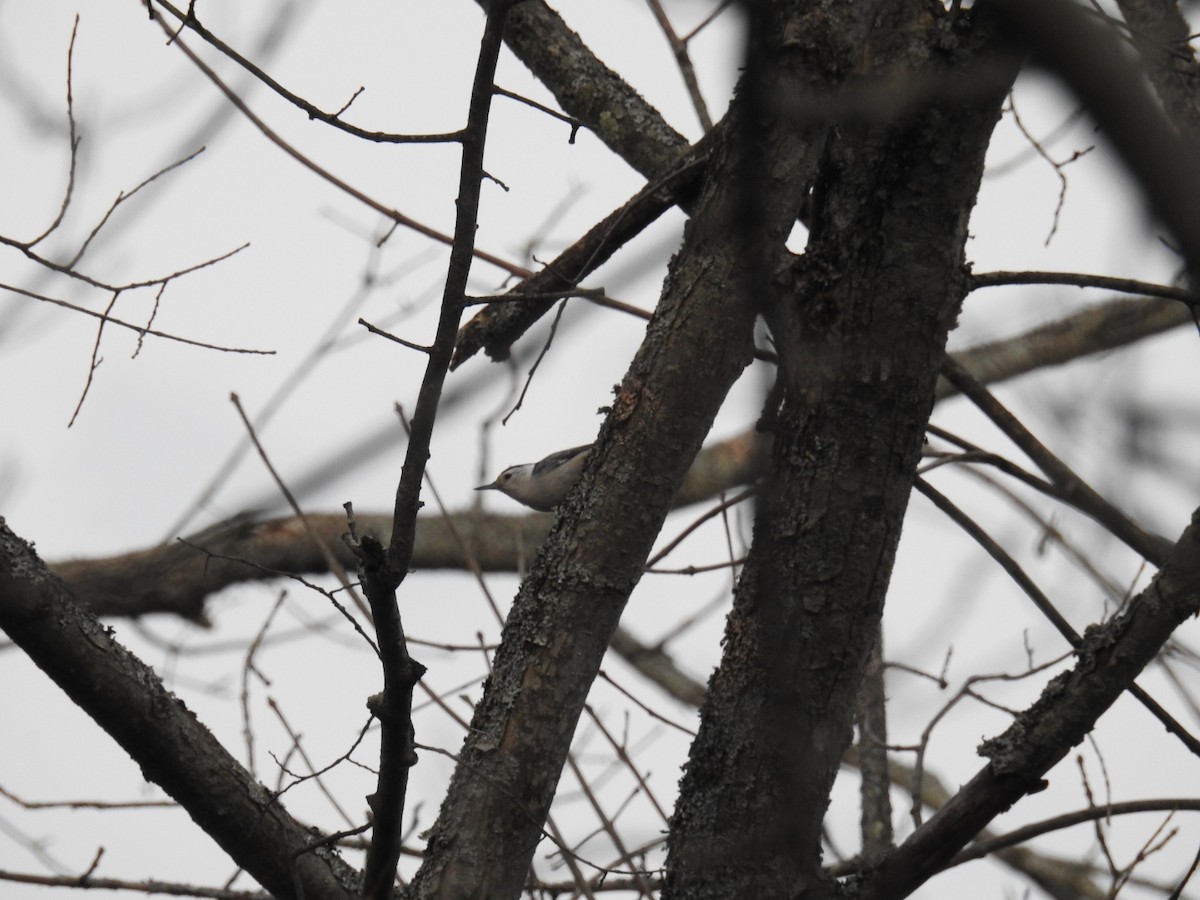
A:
[664,4,1018,897]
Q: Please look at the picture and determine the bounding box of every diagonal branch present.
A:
[451,134,715,368]
[858,507,1200,900]
[145,6,527,280]
[0,520,359,900]
[940,355,1173,564]
[916,478,1200,756]
[994,0,1200,280]
[485,0,690,179]
[447,0,710,365]
[150,0,462,144]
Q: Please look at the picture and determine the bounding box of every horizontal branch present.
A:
[936,295,1189,399]
[0,282,273,355]
[50,428,768,619]
[951,798,1200,866]
[51,281,1188,620]
[488,0,689,179]
[971,270,1197,306]
[50,511,544,620]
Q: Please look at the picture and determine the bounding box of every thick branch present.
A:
[450,0,701,366]
[858,508,1200,900]
[49,512,536,620]
[402,7,839,893]
[1113,0,1200,133]
[664,4,1017,896]
[0,519,359,900]
[450,135,714,368]
[485,0,690,179]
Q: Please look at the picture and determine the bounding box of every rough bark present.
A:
[454,0,708,367]
[483,0,690,179]
[856,507,1200,900]
[0,519,360,900]
[663,3,1018,897]
[1114,0,1200,132]
[401,0,859,891]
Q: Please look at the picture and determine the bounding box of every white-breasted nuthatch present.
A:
[475,444,592,511]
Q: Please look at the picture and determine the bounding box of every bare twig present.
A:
[67,291,119,427]
[150,0,461,144]
[0,284,272,355]
[146,5,527,279]
[357,318,433,354]
[0,231,251,294]
[0,784,174,811]
[0,867,270,899]
[239,590,287,776]
[493,84,583,138]
[69,147,207,269]
[970,269,1196,306]
[227,394,377,656]
[563,753,657,898]
[939,356,1172,564]
[643,0,714,131]
[646,489,755,568]
[915,478,1200,757]
[950,799,1200,867]
[26,16,80,249]
[1005,91,1093,245]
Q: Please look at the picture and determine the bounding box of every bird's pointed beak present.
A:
[475,481,499,492]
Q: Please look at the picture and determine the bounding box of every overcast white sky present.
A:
[2,2,1200,898]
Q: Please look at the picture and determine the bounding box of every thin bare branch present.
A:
[357,318,433,354]
[150,0,461,143]
[971,269,1196,305]
[68,146,207,269]
[67,291,119,427]
[915,477,1200,757]
[26,16,80,249]
[952,800,1200,867]
[145,5,527,279]
[228,392,369,623]
[940,355,1173,564]
[0,282,273,355]
[0,867,270,899]
[643,0,714,131]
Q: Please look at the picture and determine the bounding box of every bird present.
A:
[475,444,592,511]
